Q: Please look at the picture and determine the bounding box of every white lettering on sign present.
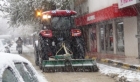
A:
[66,10,71,13]
[118,0,138,8]
[120,0,133,6]
[52,10,56,13]
[87,15,95,21]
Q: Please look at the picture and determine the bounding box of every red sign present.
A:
[75,3,137,26]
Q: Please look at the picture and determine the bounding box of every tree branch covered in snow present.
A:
[0,0,55,27]
[0,0,71,27]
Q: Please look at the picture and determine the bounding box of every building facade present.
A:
[73,0,140,57]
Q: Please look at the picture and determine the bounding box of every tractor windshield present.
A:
[51,17,73,30]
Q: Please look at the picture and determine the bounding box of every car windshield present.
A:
[2,67,18,82]
[15,63,39,82]
[51,17,72,30]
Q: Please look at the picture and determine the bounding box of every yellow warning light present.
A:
[37,11,42,16]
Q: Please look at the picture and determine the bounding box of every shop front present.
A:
[75,3,138,56]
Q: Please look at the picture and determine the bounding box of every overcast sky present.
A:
[0,11,10,35]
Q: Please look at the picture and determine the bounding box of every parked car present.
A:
[0,39,10,53]
[0,52,47,82]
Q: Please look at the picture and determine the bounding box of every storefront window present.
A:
[100,26,105,51]
[100,24,113,52]
[89,27,97,52]
[107,24,114,51]
[116,22,124,52]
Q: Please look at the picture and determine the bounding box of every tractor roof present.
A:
[42,10,77,17]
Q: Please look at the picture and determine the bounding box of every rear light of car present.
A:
[71,29,82,37]
[40,30,52,38]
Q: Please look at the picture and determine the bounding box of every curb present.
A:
[86,56,140,71]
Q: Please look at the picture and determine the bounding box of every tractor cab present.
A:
[38,10,76,29]
[37,10,81,39]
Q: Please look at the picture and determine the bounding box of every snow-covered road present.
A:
[10,44,140,82]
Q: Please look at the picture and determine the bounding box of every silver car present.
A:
[0,52,47,82]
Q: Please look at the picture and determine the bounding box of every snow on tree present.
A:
[0,0,72,38]
[0,0,71,27]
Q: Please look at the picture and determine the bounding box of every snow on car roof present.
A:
[0,52,47,82]
[0,52,30,82]
[0,52,30,68]
[0,52,31,76]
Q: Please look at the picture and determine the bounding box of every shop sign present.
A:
[87,15,95,21]
[118,0,140,8]
[75,3,137,26]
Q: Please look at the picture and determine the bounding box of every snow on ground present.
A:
[24,44,140,82]
[10,43,140,82]
[10,43,33,53]
[98,63,140,82]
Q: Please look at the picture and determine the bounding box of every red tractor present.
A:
[34,10,86,69]
[35,10,98,71]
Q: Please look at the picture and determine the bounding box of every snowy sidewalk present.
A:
[10,43,34,54]
[86,52,140,71]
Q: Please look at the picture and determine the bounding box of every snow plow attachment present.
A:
[41,42,99,72]
[42,59,99,72]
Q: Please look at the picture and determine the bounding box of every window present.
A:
[15,63,39,82]
[89,27,97,52]
[2,67,18,82]
[116,22,124,52]
[100,23,113,52]
[24,63,38,82]
[51,17,72,30]
[100,26,105,51]
[107,24,113,51]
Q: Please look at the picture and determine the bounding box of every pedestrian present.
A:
[16,37,23,50]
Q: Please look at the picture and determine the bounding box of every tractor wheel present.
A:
[39,36,52,60]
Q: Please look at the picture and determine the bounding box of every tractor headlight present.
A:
[42,15,48,19]
[42,15,51,20]
[48,15,51,18]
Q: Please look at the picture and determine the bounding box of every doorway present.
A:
[100,23,114,53]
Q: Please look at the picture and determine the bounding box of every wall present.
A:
[88,0,118,13]
[74,0,88,16]
[124,16,138,57]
